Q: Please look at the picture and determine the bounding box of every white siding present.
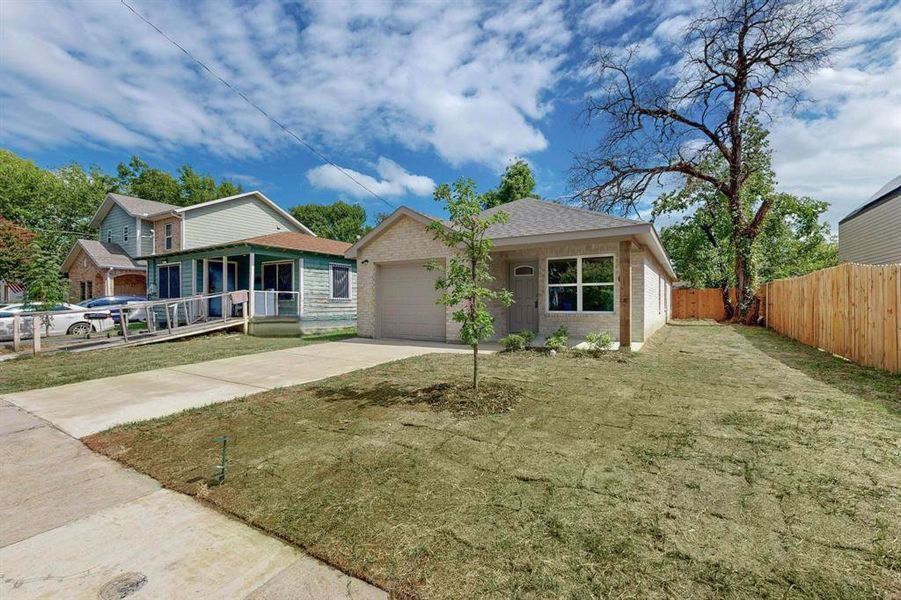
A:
[183,197,300,249]
[643,254,669,339]
[838,194,901,264]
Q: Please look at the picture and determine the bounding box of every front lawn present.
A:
[86,324,901,598]
[0,329,355,394]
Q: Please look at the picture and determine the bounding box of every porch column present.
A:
[619,240,631,349]
[248,252,255,317]
[105,269,114,296]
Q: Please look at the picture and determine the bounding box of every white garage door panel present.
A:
[378,262,445,341]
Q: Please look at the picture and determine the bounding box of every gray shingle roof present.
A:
[78,240,145,270]
[108,193,178,217]
[481,198,643,239]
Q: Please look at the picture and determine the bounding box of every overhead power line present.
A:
[119,0,397,211]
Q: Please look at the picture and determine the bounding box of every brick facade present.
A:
[154,217,181,254]
[64,247,146,302]
[354,215,669,344]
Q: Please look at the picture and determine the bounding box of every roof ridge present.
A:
[481,197,643,224]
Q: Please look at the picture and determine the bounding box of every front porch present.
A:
[145,240,356,335]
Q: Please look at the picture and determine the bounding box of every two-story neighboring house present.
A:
[63,190,358,334]
[62,194,176,301]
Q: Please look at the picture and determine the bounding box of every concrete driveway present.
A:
[0,337,482,599]
[3,337,483,438]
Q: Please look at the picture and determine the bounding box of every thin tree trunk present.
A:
[720,281,735,321]
[472,343,479,396]
[733,237,755,324]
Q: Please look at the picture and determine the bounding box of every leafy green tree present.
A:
[0,150,114,264]
[22,239,69,334]
[428,178,513,395]
[656,121,837,318]
[0,217,36,284]
[116,156,181,205]
[573,0,838,322]
[481,159,538,209]
[290,201,371,242]
[178,166,243,205]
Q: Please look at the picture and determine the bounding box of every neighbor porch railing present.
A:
[7,290,249,355]
[251,290,302,318]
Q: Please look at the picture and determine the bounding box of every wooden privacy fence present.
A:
[672,288,735,320]
[765,263,900,373]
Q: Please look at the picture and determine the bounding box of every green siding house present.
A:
[130,191,356,334]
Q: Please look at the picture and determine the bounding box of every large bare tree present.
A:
[572,0,838,321]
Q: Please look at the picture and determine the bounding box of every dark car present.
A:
[78,295,147,323]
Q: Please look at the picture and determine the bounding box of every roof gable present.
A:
[61,239,145,272]
[89,193,178,228]
[173,191,314,236]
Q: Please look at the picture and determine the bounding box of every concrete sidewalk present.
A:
[0,338,483,599]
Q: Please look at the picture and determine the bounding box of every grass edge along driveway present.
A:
[87,324,901,599]
[0,329,356,394]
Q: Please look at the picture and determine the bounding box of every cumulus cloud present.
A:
[306,158,435,199]
[577,0,900,228]
[0,0,570,167]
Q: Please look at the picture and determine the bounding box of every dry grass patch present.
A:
[86,323,901,599]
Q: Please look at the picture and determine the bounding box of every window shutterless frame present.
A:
[157,262,181,299]
[546,254,616,314]
[329,263,351,300]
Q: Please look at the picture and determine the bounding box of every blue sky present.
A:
[1,0,899,228]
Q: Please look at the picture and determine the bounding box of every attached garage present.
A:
[377,261,445,341]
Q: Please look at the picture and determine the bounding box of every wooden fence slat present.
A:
[673,263,900,373]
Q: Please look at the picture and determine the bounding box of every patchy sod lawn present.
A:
[0,329,355,394]
[86,323,901,599]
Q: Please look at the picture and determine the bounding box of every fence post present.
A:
[243,301,249,334]
[119,308,129,342]
[32,316,40,355]
[165,304,173,334]
[12,314,20,352]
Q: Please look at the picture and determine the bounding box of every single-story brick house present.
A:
[61,239,147,302]
[345,198,676,348]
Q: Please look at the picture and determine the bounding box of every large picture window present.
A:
[158,263,181,299]
[330,264,350,300]
[547,256,614,312]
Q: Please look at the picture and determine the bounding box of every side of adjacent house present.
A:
[62,191,357,333]
[838,174,901,265]
[346,198,675,348]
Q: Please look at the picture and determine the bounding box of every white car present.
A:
[0,303,116,341]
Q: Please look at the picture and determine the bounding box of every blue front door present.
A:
[207,260,237,317]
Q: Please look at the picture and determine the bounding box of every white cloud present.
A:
[0,0,571,168]
[306,158,435,199]
[769,2,901,227]
[577,0,901,229]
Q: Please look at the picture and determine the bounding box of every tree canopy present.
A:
[289,201,371,243]
[481,159,538,209]
[655,121,837,316]
[115,156,242,207]
[572,0,838,321]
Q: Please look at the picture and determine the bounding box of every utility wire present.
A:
[119,0,397,212]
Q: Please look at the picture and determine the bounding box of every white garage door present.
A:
[378,262,445,341]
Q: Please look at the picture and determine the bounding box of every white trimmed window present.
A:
[329,264,350,300]
[123,226,129,243]
[547,256,615,313]
[164,223,173,250]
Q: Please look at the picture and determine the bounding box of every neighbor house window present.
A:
[547,256,614,312]
[123,226,129,243]
[164,223,173,250]
[158,263,181,299]
[106,230,112,243]
[330,264,350,300]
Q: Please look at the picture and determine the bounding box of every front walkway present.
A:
[0,338,483,598]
